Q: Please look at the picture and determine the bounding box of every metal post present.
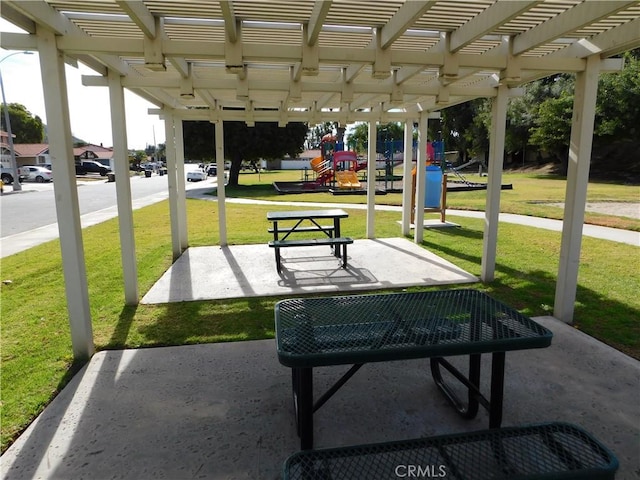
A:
[0,51,33,192]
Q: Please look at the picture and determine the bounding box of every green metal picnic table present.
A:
[274,289,553,450]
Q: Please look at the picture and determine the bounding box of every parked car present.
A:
[186,168,207,182]
[76,160,112,176]
[206,164,217,176]
[20,165,53,183]
[0,166,27,184]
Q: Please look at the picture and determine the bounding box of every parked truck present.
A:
[0,161,27,184]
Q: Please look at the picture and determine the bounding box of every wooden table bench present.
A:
[267,209,352,273]
[283,422,619,479]
[274,289,553,450]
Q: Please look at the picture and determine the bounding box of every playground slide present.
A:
[310,156,324,171]
[335,170,361,189]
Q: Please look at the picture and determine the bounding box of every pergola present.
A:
[2,1,639,360]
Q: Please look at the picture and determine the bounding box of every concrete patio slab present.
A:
[141,238,478,303]
[1,317,637,480]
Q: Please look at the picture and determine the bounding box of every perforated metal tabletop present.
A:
[275,289,552,368]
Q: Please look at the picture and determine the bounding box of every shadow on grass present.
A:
[135,297,277,348]
[225,183,284,199]
[104,304,138,349]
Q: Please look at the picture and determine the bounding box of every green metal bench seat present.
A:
[283,422,619,480]
[268,226,336,234]
[268,237,353,272]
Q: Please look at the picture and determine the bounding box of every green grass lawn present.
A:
[1,170,638,452]
[230,169,640,231]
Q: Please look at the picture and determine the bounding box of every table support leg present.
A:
[431,353,507,429]
[430,354,481,420]
[489,351,505,429]
[293,367,314,450]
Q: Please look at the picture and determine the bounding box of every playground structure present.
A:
[307,137,365,191]
[273,136,511,197]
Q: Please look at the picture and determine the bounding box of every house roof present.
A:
[12,143,49,157]
[73,144,114,157]
[1,1,638,124]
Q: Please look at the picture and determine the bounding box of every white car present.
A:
[186,169,207,182]
[20,166,53,183]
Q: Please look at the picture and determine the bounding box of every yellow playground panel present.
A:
[335,170,361,189]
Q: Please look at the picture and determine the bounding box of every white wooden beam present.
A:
[163,113,183,260]
[8,1,132,75]
[413,112,428,244]
[107,69,139,305]
[302,24,319,75]
[450,1,542,52]
[0,2,36,33]
[144,16,165,70]
[37,26,94,360]
[225,20,243,73]
[173,118,188,251]
[512,1,638,56]
[366,119,377,238]
[116,0,156,38]
[401,119,415,235]
[569,17,640,59]
[381,1,437,49]
[554,55,601,323]
[373,27,391,79]
[307,0,332,47]
[220,0,237,43]
[481,84,509,281]
[214,120,228,245]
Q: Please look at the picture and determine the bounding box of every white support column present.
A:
[164,113,182,260]
[481,85,509,281]
[173,118,188,250]
[366,120,377,238]
[554,55,601,323]
[413,112,428,244]
[37,28,93,359]
[107,70,138,305]
[214,121,228,245]
[401,119,415,236]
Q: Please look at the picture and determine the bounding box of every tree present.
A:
[182,121,308,186]
[0,103,44,143]
[440,99,489,162]
[346,122,406,154]
[595,50,640,140]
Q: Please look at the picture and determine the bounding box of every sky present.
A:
[1,19,166,150]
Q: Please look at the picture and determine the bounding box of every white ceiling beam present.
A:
[0,32,37,50]
[512,1,638,56]
[307,0,332,47]
[197,89,218,109]
[373,28,391,79]
[450,1,542,53]
[0,2,36,33]
[220,0,237,43]
[562,17,640,59]
[301,24,319,75]
[225,20,243,73]
[5,0,70,35]
[115,0,156,38]
[144,16,165,70]
[381,0,437,49]
[5,0,132,76]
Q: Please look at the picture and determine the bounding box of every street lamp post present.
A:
[0,51,34,192]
